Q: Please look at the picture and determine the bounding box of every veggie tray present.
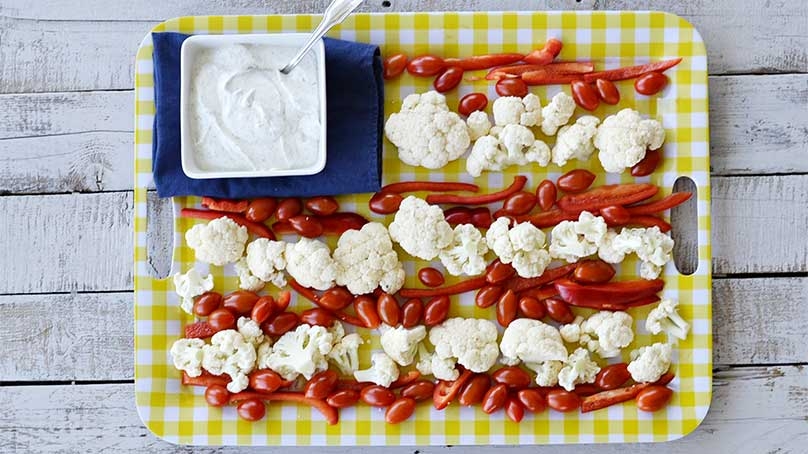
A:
[134,11,711,446]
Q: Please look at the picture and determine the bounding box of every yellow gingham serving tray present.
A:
[134,11,711,446]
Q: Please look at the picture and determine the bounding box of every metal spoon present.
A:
[279,0,364,74]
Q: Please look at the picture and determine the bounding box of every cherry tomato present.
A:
[288,215,324,238]
[492,366,531,389]
[222,290,260,315]
[546,389,580,412]
[458,374,490,406]
[634,72,668,95]
[237,399,266,421]
[486,259,516,284]
[245,198,276,222]
[208,308,236,331]
[481,383,508,414]
[193,291,222,317]
[407,55,445,77]
[458,92,488,116]
[401,380,435,401]
[261,312,299,336]
[383,53,408,80]
[571,80,600,111]
[274,290,292,312]
[354,295,381,329]
[496,289,518,327]
[418,267,445,287]
[495,78,529,97]
[595,363,631,390]
[275,198,302,221]
[377,293,401,326]
[249,369,284,393]
[205,384,229,407]
[631,149,662,177]
[386,397,416,424]
[595,78,620,104]
[470,207,493,228]
[505,396,526,422]
[250,296,275,324]
[518,296,546,320]
[299,308,336,327]
[360,385,396,407]
[304,370,338,399]
[304,196,339,216]
[572,259,616,284]
[443,206,473,225]
[516,389,546,413]
[536,179,557,211]
[326,389,360,408]
[636,385,673,412]
[319,287,354,311]
[502,191,537,216]
[368,192,403,214]
[544,297,575,324]
[557,169,596,193]
[433,66,464,93]
[475,285,504,309]
[401,298,424,328]
[423,295,450,326]
[600,205,632,225]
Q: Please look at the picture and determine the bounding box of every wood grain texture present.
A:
[0,192,133,294]
[0,293,133,381]
[0,0,805,93]
[1,366,806,453]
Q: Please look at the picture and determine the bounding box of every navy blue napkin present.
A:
[151,32,383,198]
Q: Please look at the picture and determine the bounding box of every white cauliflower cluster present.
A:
[170,338,205,377]
[467,110,492,141]
[236,317,265,347]
[628,342,672,383]
[578,311,635,358]
[492,94,542,127]
[354,352,400,387]
[245,238,287,288]
[557,347,600,391]
[466,122,551,177]
[426,318,500,378]
[416,344,460,381]
[594,108,665,173]
[645,299,690,342]
[384,91,471,169]
[389,196,453,260]
[541,92,576,136]
[380,324,427,366]
[439,224,489,276]
[485,217,552,278]
[262,324,335,381]
[173,268,214,314]
[549,211,607,262]
[185,216,248,266]
[327,323,364,375]
[201,330,257,393]
[333,222,405,295]
[551,115,600,166]
[597,226,674,279]
[234,258,264,292]
[500,319,569,387]
[284,238,339,290]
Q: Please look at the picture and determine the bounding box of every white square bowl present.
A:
[179,33,327,179]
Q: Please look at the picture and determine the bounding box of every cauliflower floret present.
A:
[185,217,248,266]
[380,324,427,366]
[465,125,551,177]
[557,347,600,391]
[527,360,563,387]
[328,332,364,375]
[500,319,568,365]
[245,238,287,288]
[520,93,542,126]
[551,115,601,166]
[467,110,492,141]
[597,230,628,264]
[385,91,470,169]
[549,211,606,262]
[559,316,585,343]
[485,218,552,278]
[416,344,459,381]
[389,196,453,260]
[201,330,257,393]
[236,317,264,347]
[333,222,405,295]
[173,268,214,314]
[541,92,576,136]
[635,226,675,271]
[492,94,541,127]
[628,343,672,383]
[597,227,673,278]
[594,108,665,173]
[170,338,205,377]
[234,258,264,292]
[264,324,334,381]
[284,238,338,290]
[256,340,273,370]
[646,299,690,341]
[439,224,489,276]
[353,352,400,387]
[640,261,663,280]
[581,311,634,358]
[429,318,499,373]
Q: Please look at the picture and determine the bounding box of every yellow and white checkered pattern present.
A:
[134,11,711,446]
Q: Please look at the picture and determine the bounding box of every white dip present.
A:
[189,44,321,171]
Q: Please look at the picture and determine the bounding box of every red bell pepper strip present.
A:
[521,71,582,85]
[626,192,693,216]
[381,181,480,194]
[180,208,275,239]
[288,279,320,303]
[333,311,368,328]
[184,321,217,339]
[200,197,248,213]
[622,215,672,233]
[504,264,578,293]
[554,278,664,306]
[390,371,421,389]
[182,371,229,387]
[433,369,473,410]
[566,295,661,311]
[426,176,527,205]
[557,184,659,214]
[444,53,525,70]
[583,58,682,83]
[486,61,594,80]
[518,209,579,228]
[518,284,559,301]
[228,391,339,425]
[523,38,563,65]
[581,383,649,413]
[398,275,487,298]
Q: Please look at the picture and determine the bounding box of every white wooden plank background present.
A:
[0,0,805,452]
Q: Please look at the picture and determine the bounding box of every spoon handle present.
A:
[281,0,364,74]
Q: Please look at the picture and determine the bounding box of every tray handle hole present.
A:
[670,176,699,276]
